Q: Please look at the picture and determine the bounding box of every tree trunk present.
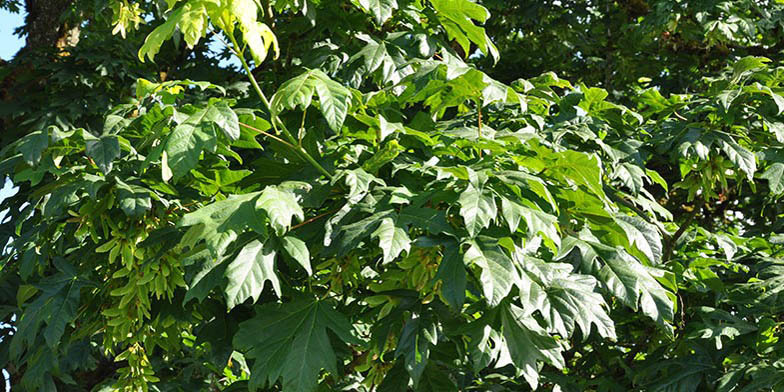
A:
[0,0,80,145]
[21,0,79,55]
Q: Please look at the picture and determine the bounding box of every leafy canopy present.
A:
[2,0,784,391]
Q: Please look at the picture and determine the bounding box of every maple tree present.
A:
[1,0,784,391]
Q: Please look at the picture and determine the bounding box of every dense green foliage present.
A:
[1,0,784,391]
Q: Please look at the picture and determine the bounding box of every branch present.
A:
[226,32,334,180]
[662,197,704,262]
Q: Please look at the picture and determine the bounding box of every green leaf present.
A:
[731,56,769,82]
[612,162,645,194]
[542,275,616,339]
[614,214,663,264]
[313,70,352,132]
[271,69,351,132]
[719,136,756,181]
[761,163,784,195]
[178,192,265,257]
[377,360,410,392]
[11,260,88,355]
[435,244,466,310]
[548,150,608,203]
[337,168,382,203]
[349,35,396,82]
[495,170,557,212]
[164,108,218,180]
[430,0,498,62]
[458,184,497,237]
[417,363,458,392]
[271,70,318,114]
[394,314,437,386]
[515,255,616,339]
[362,140,403,174]
[358,0,398,25]
[224,239,280,309]
[280,236,312,275]
[501,303,565,390]
[234,298,358,392]
[207,101,241,141]
[371,217,411,263]
[559,234,675,329]
[115,181,152,218]
[255,186,304,236]
[463,237,518,306]
[500,198,560,247]
[138,6,184,62]
[85,134,120,174]
[183,249,227,304]
[18,129,49,166]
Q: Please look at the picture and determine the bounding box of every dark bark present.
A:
[21,0,78,55]
[1,0,80,144]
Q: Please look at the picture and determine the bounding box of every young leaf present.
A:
[178,0,209,48]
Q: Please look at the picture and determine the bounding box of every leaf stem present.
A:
[476,98,483,158]
[226,32,333,180]
[298,109,307,146]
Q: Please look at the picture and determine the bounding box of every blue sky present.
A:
[0,9,24,60]
[0,8,23,203]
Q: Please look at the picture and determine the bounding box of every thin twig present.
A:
[239,121,297,149]
[673,111,688,121]
[663,197,704,262]
[291,208,341,231]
